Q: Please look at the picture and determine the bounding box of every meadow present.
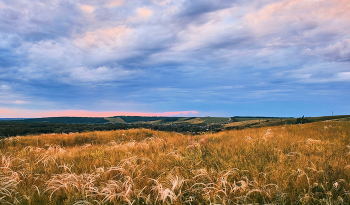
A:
[0,121,349,204]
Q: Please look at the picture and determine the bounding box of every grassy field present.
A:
[225,118,297,129]
[225,116,350,130]
[0,121,349,204]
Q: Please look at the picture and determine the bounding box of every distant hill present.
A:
[21,117,109,124]
[0,118,28,121]
[1,115,349,138]
[225,115,350,130]
[7,115,349,127]
[17,116,231,125]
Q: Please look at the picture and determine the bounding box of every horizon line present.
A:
[0,108,199,118]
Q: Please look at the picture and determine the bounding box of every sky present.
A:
[0,0,349,118]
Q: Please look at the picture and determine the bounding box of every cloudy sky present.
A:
[0,0,349,118]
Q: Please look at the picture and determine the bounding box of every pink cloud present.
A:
[244,0,350,36]
[80,5,95,13]
[136,7,153,18]
[14,100,27,104]
[0,108,198,118]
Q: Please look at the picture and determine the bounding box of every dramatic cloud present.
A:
[0,0,349,117]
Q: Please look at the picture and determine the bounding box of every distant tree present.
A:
[296,115,310,124]
[231,117,239,122]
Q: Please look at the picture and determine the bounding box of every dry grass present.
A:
[224,119,263,128]
[0,122,349,204]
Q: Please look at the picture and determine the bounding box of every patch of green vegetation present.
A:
[200,117,230,124]
[117,116,171,123]
[104,117,126,124]
[297,115,350,123]
[230,116,287,122]
[175,117,196,122]
[182,117,205,124]
[159,117,182,123]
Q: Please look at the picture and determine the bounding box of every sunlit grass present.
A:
[0,122,349,204]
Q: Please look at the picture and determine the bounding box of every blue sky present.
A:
[0,0,349,118]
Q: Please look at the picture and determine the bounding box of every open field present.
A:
[0,121,350,204]
[225,118,298,130]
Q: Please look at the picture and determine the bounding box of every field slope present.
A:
[0,121,349,204]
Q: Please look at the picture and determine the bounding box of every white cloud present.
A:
[0,84,10,90]
[0,84,32,106]
[14,100,27,104]
[337,72,350,81]
[73,26,132,49]
[67,66,135,83]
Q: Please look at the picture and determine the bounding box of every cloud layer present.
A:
[0,0,349,117]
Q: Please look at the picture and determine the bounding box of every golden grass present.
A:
[0,122,349,204]
[182,118,205,124]
[224,119,263,127]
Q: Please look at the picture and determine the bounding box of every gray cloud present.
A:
[179,0,237,17]
[0,1,84,41]
[319,39,350,62]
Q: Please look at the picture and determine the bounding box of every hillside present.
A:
[0,121,349,204]
[14,116,231,125]
[225,115,350,130]
[1,115,349,138]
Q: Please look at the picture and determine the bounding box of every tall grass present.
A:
[0,122,349,204]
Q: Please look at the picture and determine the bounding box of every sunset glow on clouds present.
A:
[0,0,349,118]
[0,108,198,118]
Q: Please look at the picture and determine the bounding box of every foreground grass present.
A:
[0,121,349,204]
